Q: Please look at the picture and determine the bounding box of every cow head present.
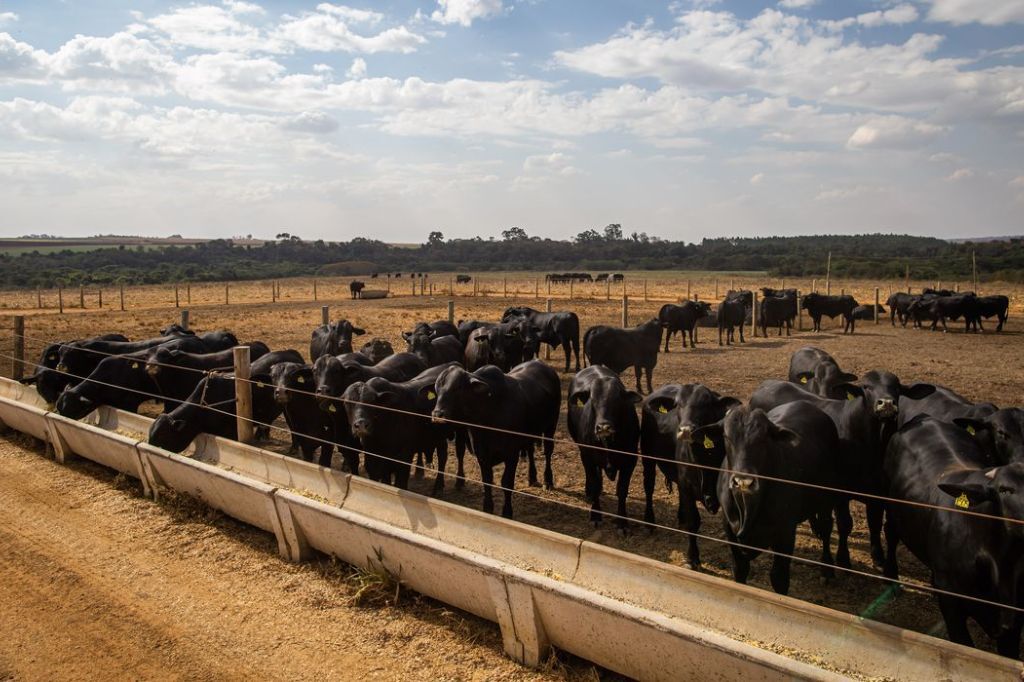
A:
[955,408,1024,466]
[270,362,314,405]
[431,365,489,424]
[569,372,641,446]
[149,413,194,453]
[55,386,96,420]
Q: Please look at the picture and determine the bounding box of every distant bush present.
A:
[317,261,380,276]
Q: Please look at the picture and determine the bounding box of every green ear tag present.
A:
[955,493,969,509]
[297,376,305,384]
[427,390,436,400]
[846,392,855,401]
[575,398,584,407]
[658,405,668,414]
[799,376,808,384]
[966,425,976,436]
[131,362,140,369]
[703,435,715,450]
[328,404,337,412]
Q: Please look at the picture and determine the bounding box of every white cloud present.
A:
[146,5,270,52]
[946,167,974,181]
[347,57,367,78]
[750,172,765,185]
[0,12,18,26]
[928,152,962,163]
[846,116,947,149]
[926,0,1024,26]
[815,184,874,201]
[275,8,425,53]
[222,1,266,15]
[281,110,339,134]
[0,32,48,79]
[778,0,817,9]
[855,4,919,28]
[316,4,384,25]
[47,32,175,93]
[431,0,504,27]
[1011,175,1024,188]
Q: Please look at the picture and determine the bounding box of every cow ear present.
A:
[937,470,995,508]
[469,377,491,397]
[902,383,936,400]
[952,418,989,438]
[569,390,590,408]
[646,396,676,415]
[795,371,814,385]
[172,418,188,432]
[769,423,800,448]
[352,327,366,336]
[829,383,864,402]
[401,331,411,341]
[718,396,742,414]
[839,372,858,383]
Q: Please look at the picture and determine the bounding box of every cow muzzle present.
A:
[146,364,160,376]
[676,425,693,443]
[874,398,897,419]
[431,409,447,424]
[595,422,615,441]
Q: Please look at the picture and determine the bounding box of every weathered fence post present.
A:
[36,288,41,309]
[271,281,276,303]
[797,291,804,331]
[12,316,24,381]
[605,278,610,301]
[449,277,454,296]
[225,284,230,305]
[474,277,479,297]
[313,279,318,301]
[447,300,455,324]
[751,291,759,338]
[181,309,190,331]
[387,274,391,295]
[545,299,553,360]
[905,265,910,294]
[186,284,191,304]
[503,278,508,298]
[535,278,539,299]
[411,279,416,297]
[569,279,574,300]
[687,279,691,300]
[811,278,816,294]
[714,278,719,299]
[119,283,125,311]
[546,278,551,297]
[622,295,629,328]
[321,305,330,326]
[233,346,254,444]
[79,285,85,309]
[825,251,832,295]
[643,279,648,302]
[58,286,64,314]
[97,289,103,308]
[175,285,180,308]
[874,288,880,324]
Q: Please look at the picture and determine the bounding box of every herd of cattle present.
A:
[13,296,1023,658]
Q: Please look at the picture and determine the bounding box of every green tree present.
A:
[428,230,445,245]
[501,226,529,241]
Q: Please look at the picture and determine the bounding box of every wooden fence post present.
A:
[569,279,574,300]
[751,291,759,338]
[97,289,103,308]
[643,279,648,302]
[545,299,552,360]
[605,278,610,301]
[58,286,64,314]
[686,280,691,300]
[119,283,125,311]
[321,305,330,326]
[449,277,454,296]
[187,284,191,304]
[797,291,803,331]
[181,309,190,330]
[412,279,416,297]
[79,285,85,309]
[12,316,24,381]
[874,288,880,324]
[535,278,539,299]
[36,288,41,309]
[175,285,180,308]
[233,346,254,444]
[621,295,629,328]
[503,278,508,298]
[313,279,318,301]
[825,251,832,295]
[225,284,230,305]
[546,278,551,297]
[447,300,455,324]
[714,278,719,299]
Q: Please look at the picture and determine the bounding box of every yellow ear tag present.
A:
[575,398,584,407]
[257,382,265,388]
[799,376,808,384]
[48,354,57,361]
[966,425,976,436]
[703,435,715,450]
[427,390,436,400]
[846,392,856,401]
[658,405,668,414]
[131,362,140,369]
[955,493,969,509]
[297,376,305,384]
[328,404,337,412]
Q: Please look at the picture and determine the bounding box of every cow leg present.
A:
[936,596,974,649]
[769,532,796,595]
[413,451,425,479]
[679,484,702,570]
[523,444,540,487]
[582,456,602,525]
[395,464,411,490]
[688,328,696,347]
[614,456,636,533]
[996,621,1023,659]
[724,525,751,585]
[866,502,885,569]
[641,457,657,527]
[634,366,643,393]
[480,461,495,514]
[432,439,448,497]
[644,366,654,394]
[882,509,900,579]
[813,508,836,580]
[454,430,467,489]
[543,430,555,489]
[664,331,671,353]
[718,326,724,346]
[500,454,517,519]
[831,499,853,569]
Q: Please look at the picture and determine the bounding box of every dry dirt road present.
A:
[0,434,604,682]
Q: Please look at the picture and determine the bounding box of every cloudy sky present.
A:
[1,1,1022,242]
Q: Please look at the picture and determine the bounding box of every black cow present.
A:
[801,293,858,333]
[696,403,840,595]
[898,383,998,426]
[501,306,581,372]
[658,301,711,351]
[55,351,159,419]
[976,295,1010,332]
[883,416,1024,658]
[343,363,457,493]
[270,362,334,467]
[852,303,885,321]
[886,292,918,327]
[405,332,463,367]
[358,338,394,364]
[313,352,427,472]
[611,273,624,282]
[20,333,128,391]
[148,373,280,453]
[463,321,527,372]
[955,408,1024,466]
[457,319,493,346]
[567,365,642,530]
[456,274,471,284]
[750,373,934,568]
[432,361,560,516]
[404,320,459,341]
[907,293,981,333]
[717,291,750,346]
[922,288,957,297]
[143,342,272,411]
[583,319,662,394]
[310,320,366,361]
[787,346,857,397]
[350,280,365,299]
[759,288,798,337]
[640,383,739,568]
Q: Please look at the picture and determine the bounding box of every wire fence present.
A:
[1,329,1023,623]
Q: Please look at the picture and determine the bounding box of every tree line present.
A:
[0,230,1020,289]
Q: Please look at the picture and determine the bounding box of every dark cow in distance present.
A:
[886,293,918,327]
[852,303,885,321]
[976,295,1009,332]
[431,361,560,517]
[584,319,662,394]
[658,301,710,351]
[801,293,858,333]
[696,403,840,595]
[502,306,581,372]
[759,288,798,337]
[456,274,472,284]
[640,383,739,568]
[349,280,365,299]
[883,415,1024,658]
[907,293,981,333]
[717,290,750,346]
[567,365,642,530]
[310,319,365,361]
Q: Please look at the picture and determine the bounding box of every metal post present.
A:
[233,346,254,444]
[621,295,629,328]
[321,305,329,326]
[447,300,455,324]
[874,288,880,324]
[12,316,24,381]
[751,291,759,338]
[58,287,64,314]
[119,284,125,311]
[181,309,190,331]
[545,299,552,360]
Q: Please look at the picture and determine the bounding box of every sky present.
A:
[0,0,1022,243]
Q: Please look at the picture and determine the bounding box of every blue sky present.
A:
[0,0,1022,242]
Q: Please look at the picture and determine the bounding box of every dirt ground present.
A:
[1,273,1021,671]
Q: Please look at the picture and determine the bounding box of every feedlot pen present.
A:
[2,285,1023,671]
